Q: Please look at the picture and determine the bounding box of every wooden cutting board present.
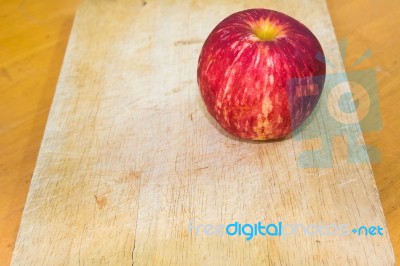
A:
[11,0,394,265]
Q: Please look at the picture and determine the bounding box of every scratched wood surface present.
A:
[11,0,394,265]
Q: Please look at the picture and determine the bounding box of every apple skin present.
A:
[197,9,326,140]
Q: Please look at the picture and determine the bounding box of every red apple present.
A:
[197,9,326,140]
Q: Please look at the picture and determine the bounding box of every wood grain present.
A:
[0,1,399,265]
[326,1,400,263]
[10,0,395,264]
[0,1,81,265]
